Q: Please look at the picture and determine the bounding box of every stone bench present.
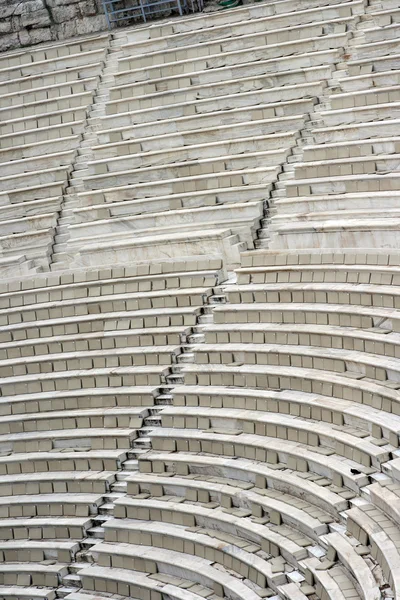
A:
[368,480,400,527]
[172,383,400,447]
[120,6,361,55]
[0,49,106,82]
[191,340,400,382]
[149,427,371,493]
[0,449,127,475]
[119,0,355,43]
[0,324,189,360]
[364,3,400,26]
[104,80,326,120]
[0,493,103,518]
[335,68,400,92]
[139,451,349,516]
[0,540,79,563]
[154,412,386,474]
[0,166,71,193]
[236,262,400,286]
[330,85,400,111]
[180,361,400,419]
[0,471,115,496]
[103,518,285,591]
[115,47,340,90]
[121,30,348,74]
[0,151,76,178]
[2,78,97,109]
[268,216,400,249]
[350,36,400,62]
[0,261,221,297]
[0,122,85,150]
[99,84,323,132]
[224,281,400,312]
[0,285,210,325]
[273,191,400,220]
[0,345,179,379]
[0,229,55,269]
[0,563,68,587]
[0,63,104,96]
[92,541,262,600]
[0,136,80,164]
[0,586,56,600]
[74,226,245,269]
[80,564,215,600]
[113,496,310,564]
[126,472,331,539]
[0,309,202,350]
[313,118,400,144]
[0,215,58,239]
[0,199,62,224]
[348,51,400,77]
[347,504,400,598]
[109,65,332,110]
[324,531,380,600]
[79,169,274,208]
[0,256,36,279]
[72,186,266,227]
[74,185,267,224]
[0,33,109,69]
[88,142,290,175]
[0,91,94,122]
[303,556,362,600]
[0,425,138,452]
[82,154,282,190]
[92,130,298,162]
[0,107,88,137]
[0,386,155,417]
[68,205,262,250]
[159,405,391,469]
[301,137,400,161]
[0,406,149,434]
[0,517,92,540]
[293,154,400,180]
[96,100,312,142]
[0,365,169,396]
[212,300,394,331]
[314,102,400,128]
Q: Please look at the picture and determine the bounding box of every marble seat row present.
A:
[58,0,363,269]
[126,471,332,538]
[0,3,399,600]
[119,1,365,55]
[0,49,106,82]
[0,36,108,273]
[92,541,263,600]
[0,540,79,563]
[171,384,400,446]
[148,425,376,493]
[0,471,115,496]
[103,518,286,592]
[158,405,391,468]
[113,48,342,91]
[268,2,400,251]
[0,34,109,69]
[113,495,311,564]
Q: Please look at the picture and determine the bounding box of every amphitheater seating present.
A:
[41,0,365,270]
[1,1,400,600]
[267,1,400,250]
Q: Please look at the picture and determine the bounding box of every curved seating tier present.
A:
[45,0,365,270]
[1,2,400,600]
[267,1,400,250]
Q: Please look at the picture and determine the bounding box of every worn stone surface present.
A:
[0,0,108,50]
